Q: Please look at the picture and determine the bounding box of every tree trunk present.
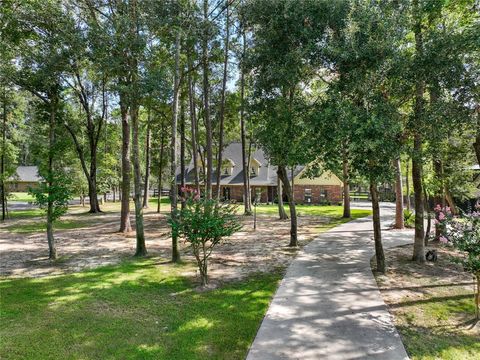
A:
[405,158,411,211]
[394,158,404,229]
[370,181,385,273]
[215,0,230,200]
[64,123,102,214]
[131,104,147,257]
[157,130,165,214]
[87,178,100,213]
[412,3,425,263]
[240,23,252,215]
[412,134,425,263]
[278,166,298,247]
[277,175,288,220]
[180,95,186,210]
[119,102,132,233]
[474,116,480,166]
[170,31,181,263]
[445,189,458,215]
[187,48,200,194]
[1,90,6,221]
[203,0,213,200]
[142,108,151,208]
[475,275,479,321]
[47,96,57,260]
[424,186,431,245]
[342,151,351,218]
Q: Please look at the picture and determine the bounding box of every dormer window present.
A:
[249,158,261,177]
[221,159,235,176]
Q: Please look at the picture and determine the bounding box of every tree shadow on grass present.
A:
[0,259,281,360]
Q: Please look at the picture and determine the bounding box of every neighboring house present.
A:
[178,143,343,204]
[7,166,42,192]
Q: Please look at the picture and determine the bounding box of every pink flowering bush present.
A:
[434,204,453,240]
[169,187,242,286]
[442,205,480,319]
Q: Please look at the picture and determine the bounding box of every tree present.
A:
[3,0,75,259]
[202,0,213,200]
[245,0,339,246]
[78,0,134,233]
[170,31,181,263]
[443,208,480,320]
[62,17,108,214]
[0,86,25,220]
[406,0,478,261]
[169,188,241,285]
[314,0,404,271]
[215,0,230,201]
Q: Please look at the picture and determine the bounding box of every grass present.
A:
[0,259,282,360]
[395,286,480,360]
[6,208,44,219]
[255,204,349,217]
[4,219,96,234]
[8,192,35,202]
[255,204,372,232]
[3,203,371,234]
[374,245,480,360]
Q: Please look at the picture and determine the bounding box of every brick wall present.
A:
[6,182,39,192]
[293,184,342,204]
[183,184,342,204]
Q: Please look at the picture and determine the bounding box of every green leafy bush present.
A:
[403,209,415,228]
[443,206,480,319]
[169,189,242,285]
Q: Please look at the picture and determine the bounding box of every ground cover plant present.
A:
[0,259,282,360]
[374,243,480,360]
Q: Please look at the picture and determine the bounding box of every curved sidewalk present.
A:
[247,204,411,360]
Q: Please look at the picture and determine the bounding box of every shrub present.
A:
[443,206,480,320]
[169,188,242,286]
[403,209,415,228]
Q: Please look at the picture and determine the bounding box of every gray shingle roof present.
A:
[9,166,42,182]
[178,142,303,186]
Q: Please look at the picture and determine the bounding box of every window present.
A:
[222,187,231,201]
[249,158,261,177]
[304,188,312,204]
[221,159,234,176]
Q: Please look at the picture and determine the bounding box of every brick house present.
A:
[7,166,42,192]
[178,143,343,204]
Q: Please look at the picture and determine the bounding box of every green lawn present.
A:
[255,204,364,217]
[255,204,371,232]
[8,192,35,202]
[0,259,282,360]
[6,208,44,219]
[396,287,480,360]
[4,218,97,234]
[375,244,480,360]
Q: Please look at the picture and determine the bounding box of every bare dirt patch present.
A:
[0,209,330,282]
[374,243,480,359]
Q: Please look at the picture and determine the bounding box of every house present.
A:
[7,166,42,192]
[178,143,343,204]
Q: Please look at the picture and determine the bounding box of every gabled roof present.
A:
[8,166,42,183]
[178,142,324,186]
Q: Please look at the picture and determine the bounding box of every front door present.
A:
[222,187,231,201]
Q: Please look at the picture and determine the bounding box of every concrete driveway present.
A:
[247,203,412,360]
